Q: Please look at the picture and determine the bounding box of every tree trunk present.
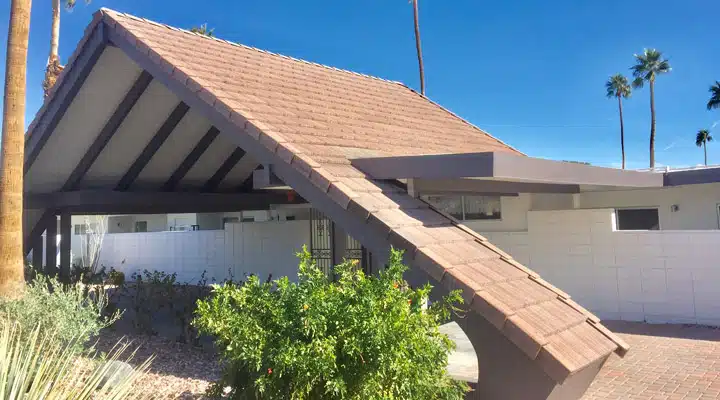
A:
[704,142,708,166]
[618,95,626,170]
[412,0,425,95]
[49,0,59,63]
[649,78,656,169]
[43,0,61,97]
[0,0,32,298]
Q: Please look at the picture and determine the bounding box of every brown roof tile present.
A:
[78,9,628,382]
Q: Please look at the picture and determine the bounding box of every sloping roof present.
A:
[29,8,628,382]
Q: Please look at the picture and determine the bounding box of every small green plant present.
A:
[0,274,120,352]
[0,318,153,399]
[107,268,126,286]
[194,247,469,399]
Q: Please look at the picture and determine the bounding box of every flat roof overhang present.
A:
[351,152,665,190]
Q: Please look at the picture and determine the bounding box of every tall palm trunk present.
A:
[43,0,61,97]
[617,95,626,170]
[411,0,425,95]
[704,142,708,166]
[649,78,656,169]
[0,0,32,298]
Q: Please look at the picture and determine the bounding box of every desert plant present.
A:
[194,247,468,400]
[0,318,152,399]
[696,129,713,166]
[0,274,120,351]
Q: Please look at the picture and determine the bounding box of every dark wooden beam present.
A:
[63,71,153,190]
[202,147,247,192]
[26,190,306,213]
[32,235,43,271]
[115,102,190,191]
[45,215,57,276]
[25,23,108,174]
[24,209,55,255]
[59,213,72,283]
[163,126,219,191]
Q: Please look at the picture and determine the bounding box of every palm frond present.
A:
[696,129,711,147]
[708,82,720,110]
[605,74,631,98]
[631,48,671,85]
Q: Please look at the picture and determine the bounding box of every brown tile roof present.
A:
[52,8,629,383]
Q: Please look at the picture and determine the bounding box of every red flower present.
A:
[268,368,273,374]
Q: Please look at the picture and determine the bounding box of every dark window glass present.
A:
[616,209,659,230]
[134,221,148,233]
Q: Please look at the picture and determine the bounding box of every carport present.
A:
[23,9,629,399]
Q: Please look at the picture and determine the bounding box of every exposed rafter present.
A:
[62,71,153,190]
[163,126,219,191]
[202,147,247,192]
[25,22,108,174]
[115,102,190,191]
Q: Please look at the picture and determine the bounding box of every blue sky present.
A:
[1,0,719,168]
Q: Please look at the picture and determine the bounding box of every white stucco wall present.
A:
[482,208,720,326]
[577,183,720,230]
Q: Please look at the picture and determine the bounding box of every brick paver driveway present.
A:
[583,321,720,400]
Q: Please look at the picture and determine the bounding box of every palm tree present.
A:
[708,81,720,111]
[410,0,425,95]
[631,49,671,169]
[190,23,214,37]
[1,0,32,297]
[44,0,90,97]
[695,129,713,166]
[605,74,632,169]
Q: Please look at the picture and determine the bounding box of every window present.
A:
[74,224,87,235]
[222,217,239,226]
[134,221,148,233]
[616,208,659,230]
[425,195,501,221]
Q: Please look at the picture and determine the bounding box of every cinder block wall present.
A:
[482,209,720,325]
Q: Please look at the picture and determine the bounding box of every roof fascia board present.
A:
[105,22,391,258]
[491,152,663,188]
[24,21,108,174]
[352,152,663,188]
[663,168,720,186]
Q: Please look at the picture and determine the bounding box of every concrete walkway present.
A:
[583,321,720,400]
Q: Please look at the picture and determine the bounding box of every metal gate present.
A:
[309,209,371,276]
[309,208,333,275]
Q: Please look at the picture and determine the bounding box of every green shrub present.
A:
[0,318,153,399]
[194,247,469,400]
[0,274,120,351]
[107,268,126,286]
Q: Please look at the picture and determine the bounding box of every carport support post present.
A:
[45,215,57,276]
[31,234,43,272]
[59,213,72,283]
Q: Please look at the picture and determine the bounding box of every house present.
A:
[22,9,634,399]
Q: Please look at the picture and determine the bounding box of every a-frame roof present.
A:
[25,8,628,383]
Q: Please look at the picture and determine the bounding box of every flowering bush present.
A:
[194,247,469,399]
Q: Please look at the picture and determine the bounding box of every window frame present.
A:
[423,194,503,222]
[614,207,661,231]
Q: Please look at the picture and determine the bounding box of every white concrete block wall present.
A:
[481,208,720,326]
[74,220,310,284]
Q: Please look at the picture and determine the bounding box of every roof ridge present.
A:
[99,8,404,86]
[394,82,526,156]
